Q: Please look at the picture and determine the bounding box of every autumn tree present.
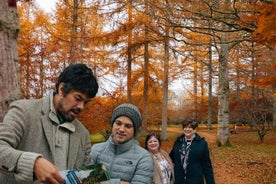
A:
[90,0,179,136]
[18,2,54,98]
[127,0,133,103]
[153,0,275,146]
[136,0,188,139]
[18,0,108,97]
[16,0,276,141]
[251,2,276,129]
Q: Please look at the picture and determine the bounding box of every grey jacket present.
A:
[91,136,153,184]
[0,93,92,184]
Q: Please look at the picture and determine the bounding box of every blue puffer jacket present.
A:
[90,136,153,184]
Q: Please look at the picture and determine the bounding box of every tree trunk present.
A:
[0,0,21,121]
[142,0,149,132]
[272,46,276,129]
[199,61,204,122]
[161,28,169,141]
[127,0,133,103]
[207,42,213,129]
[142,40,149,131]
[193,58,198,120]
[217,40,230,146]
[273,96,276,129]
[68,0,79,64]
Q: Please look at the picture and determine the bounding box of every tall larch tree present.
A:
[207,40,213,129]
[160,0,263,146]
[17,2,33,99]
[141,0,150,132]
[0,0,20,121]
[127,0,133,103]
[18,2,52,98]
[161,17,170,140]
[51,0,88,66]
[143,0,181,140]
[95,0,169,129]
[251,2,276,129]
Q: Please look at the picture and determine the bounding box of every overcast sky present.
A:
[35,0,56,13]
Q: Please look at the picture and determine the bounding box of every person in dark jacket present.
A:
[169,119,215,184]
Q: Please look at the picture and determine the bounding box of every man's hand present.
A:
[34,157,65,184]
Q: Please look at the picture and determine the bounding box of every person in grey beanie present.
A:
[90,104,153,184]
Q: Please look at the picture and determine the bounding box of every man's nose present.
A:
[77,101,85,110]
[118,125,126,131]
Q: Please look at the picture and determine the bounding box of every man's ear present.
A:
[58,83,65,95]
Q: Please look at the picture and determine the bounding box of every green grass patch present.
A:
[90,133,105,144]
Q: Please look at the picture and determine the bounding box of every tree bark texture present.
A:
[217,41,230,146]
[207,42,213,129]
[0,0,21,121]
[142,0,149,131]
[161,30,169,141]
[127,0,133,103]
[272,46,276,129]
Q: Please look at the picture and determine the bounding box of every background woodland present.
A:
[1,0,276,145]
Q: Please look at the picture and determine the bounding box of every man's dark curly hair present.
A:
[55,63,98,98]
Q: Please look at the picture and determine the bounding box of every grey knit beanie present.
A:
[111,104,142,136]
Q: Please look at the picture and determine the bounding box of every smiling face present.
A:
[112,116,134,144]
[54,83,91,122]
[147,136,160,154]
[183,125,197,140]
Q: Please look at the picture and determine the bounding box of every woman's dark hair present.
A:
[55,63,98,98]
[145,132,161,150]
[182,119,198,130]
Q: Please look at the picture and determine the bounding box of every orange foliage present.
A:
[77,97,116,134]
[17,0,276,133]
[252,2,276,45]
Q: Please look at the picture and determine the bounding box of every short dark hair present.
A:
[55,63,98,98]
[182,119,198,130]
[145,132,161,150]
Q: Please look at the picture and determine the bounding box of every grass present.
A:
[90,133,105,144]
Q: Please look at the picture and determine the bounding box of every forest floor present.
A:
[160,125,276,184]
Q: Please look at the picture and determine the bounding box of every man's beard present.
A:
[57,101,80,122]
[58,110,74,122]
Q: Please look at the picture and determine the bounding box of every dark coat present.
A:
[169,133,215,184]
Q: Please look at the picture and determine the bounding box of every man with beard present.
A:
[90,104,153,184]
[0,63,98,184]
